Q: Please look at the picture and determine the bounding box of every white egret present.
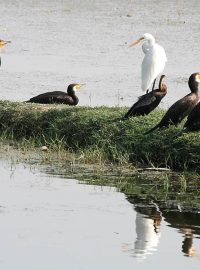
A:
[129,33,167,93]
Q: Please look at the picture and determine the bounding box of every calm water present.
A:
[0,157,199,270]
[0,0,199,107]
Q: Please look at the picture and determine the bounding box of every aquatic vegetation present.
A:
[0,100,200,171]
[1,141,200,210]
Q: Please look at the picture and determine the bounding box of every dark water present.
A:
[0,157,199,270]
[0,0,199,108]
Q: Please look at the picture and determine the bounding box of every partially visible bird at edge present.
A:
[123,74,167,119]
[0,39,11,67]
[145,73,200,134]
[26,83,84,106]
[129,33,167,93]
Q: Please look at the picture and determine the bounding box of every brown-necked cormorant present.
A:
[26,83,82,105]
[123,75,167,119]
[145,73,200,134]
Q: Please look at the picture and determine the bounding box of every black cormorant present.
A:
[26,84,82,105]
[123,75,167,119]
[145,73,200,134]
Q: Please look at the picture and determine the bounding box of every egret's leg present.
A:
[152,79,156,91]
[146,89,149,94]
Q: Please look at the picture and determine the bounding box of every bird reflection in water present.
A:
[133,211,162,260]
[181,228,196,257]
[122,195,200,260]
[162,205,200,258]
[122,201,162,261]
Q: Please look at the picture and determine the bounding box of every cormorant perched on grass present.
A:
[123,75,167,119]
[26,84,82,105]
[145,73,200,134]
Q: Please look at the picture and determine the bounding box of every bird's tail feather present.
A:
[144,124,160,135]
[123,106,136,119]
[172,128,187,139]
[121,114,131,120]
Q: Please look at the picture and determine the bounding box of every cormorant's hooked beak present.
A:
[129,37,144,48]
[0,40,11,48]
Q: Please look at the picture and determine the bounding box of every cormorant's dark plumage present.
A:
[26,84,81,105]
[145,73,200,134]
[183,101,200,132]
[176,90,200,136]
[123,75,167,119]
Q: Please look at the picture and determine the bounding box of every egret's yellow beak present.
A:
[129,37,144,48]
[0,40,11,48]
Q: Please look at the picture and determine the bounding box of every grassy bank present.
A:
[0,100,200,171]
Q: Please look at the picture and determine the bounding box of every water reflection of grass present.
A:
[45,162,200,208]
[83,171,200,209]
[1,144,200,209]
[0,100,200,172]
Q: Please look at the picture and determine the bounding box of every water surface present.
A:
[0,157,199,269]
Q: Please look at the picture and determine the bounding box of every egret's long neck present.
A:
[142,43,149,53]
[142,38,155,53]
[147,36,155,46]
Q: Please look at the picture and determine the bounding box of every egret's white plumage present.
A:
[129,33,167,92]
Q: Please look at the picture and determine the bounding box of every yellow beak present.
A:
[0,40,11,48]
[76,83,86,91]
[129,37,144,48]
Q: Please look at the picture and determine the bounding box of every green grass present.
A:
[0,100,200,171]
